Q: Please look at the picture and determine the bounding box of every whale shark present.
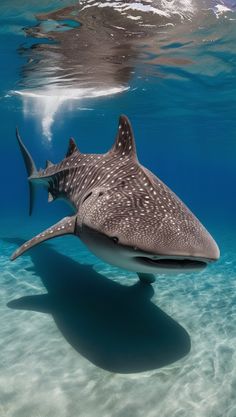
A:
[11,115,220,283]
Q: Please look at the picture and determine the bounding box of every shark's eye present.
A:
[111,236,119,244]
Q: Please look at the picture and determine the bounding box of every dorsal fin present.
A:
[111,115,137,159]
[66,137,78,158]
[45,160,53,169]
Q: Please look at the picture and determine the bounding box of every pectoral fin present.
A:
[137,273,156,284]
[11,215,77,261]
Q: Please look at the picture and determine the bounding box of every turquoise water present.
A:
[0,1,236,416]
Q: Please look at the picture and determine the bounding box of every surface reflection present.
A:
[19,1,182,90]
[14,1,235,140]
[16,0,194,139]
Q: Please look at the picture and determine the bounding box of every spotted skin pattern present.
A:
[11,115,219,280]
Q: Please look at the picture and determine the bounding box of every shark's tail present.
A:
[16,128,38,216]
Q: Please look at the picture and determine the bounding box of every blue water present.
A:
[1,1,236,416]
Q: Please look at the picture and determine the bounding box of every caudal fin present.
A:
[16,128,38,216]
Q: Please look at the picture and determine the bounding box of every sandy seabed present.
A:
[0,228,235,417]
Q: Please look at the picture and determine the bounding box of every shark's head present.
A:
[78,199,219,275]
[78,116,220,274]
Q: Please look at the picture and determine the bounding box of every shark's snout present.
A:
[173,224,220,263]
[131,225,219,273]
[191,233,220,261]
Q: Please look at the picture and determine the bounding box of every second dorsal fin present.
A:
[66,137,78,158]
[110,115,137,160]
[45,160,53,169]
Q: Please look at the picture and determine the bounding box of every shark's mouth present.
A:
[135,256,208,270]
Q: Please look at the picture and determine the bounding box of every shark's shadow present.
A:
[7,239,191,373]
